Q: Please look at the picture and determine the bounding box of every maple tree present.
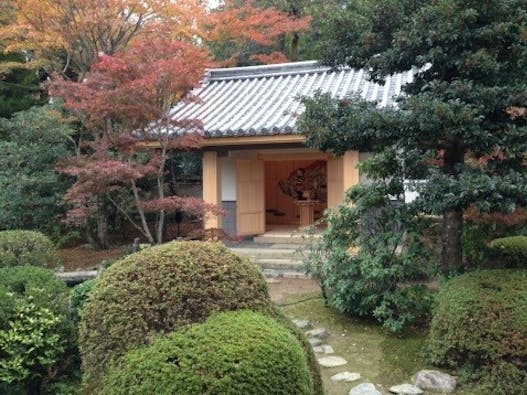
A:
[52,37,223,245]
[0,0,310,75]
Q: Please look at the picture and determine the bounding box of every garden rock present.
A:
[312,346,323,353]
[308,337,322,347]
[349,383,382,395]
[321,344,334,354]
[330,371,361,383]
[413,370,456,393]
[293,319,313,329]
[306,328,329,339]
[389,383,423,394]
[318,356,347,368]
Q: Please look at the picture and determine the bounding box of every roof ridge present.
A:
[205,60,332,82]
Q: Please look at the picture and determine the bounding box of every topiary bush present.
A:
[427,269,527,394]
[489,235,527,268]
[0,266,74,394]
[268,306,323,395]
[0,230,56,268]
[101,310,314,395]
[79,241,272,390]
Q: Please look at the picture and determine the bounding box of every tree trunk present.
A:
[290,33,299,61]
[441,208,463,273]
[96,194,110,249]
[441,143,465,273]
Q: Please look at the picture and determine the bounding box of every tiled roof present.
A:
[170,60,414,138]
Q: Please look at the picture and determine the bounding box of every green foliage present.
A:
[0,266,73,393]
[462,223,493,268]
[305,153,433,332]
[0,230,56,268]
[101,310,314,395]
[427,270,527,394]
[0,299,65,384]
[299,0,527,273]
[0,104,75,231]
[0,53,46,118]
[79,241,272,390]
[69,278,99,324]
[489,236,527,268]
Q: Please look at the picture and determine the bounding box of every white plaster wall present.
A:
[221,157,237,201]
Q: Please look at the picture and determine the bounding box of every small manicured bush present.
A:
[0,230,56,268]
[489,235,527,268]
[427,269,527,394]
[269,306,323,395]
[80,241,272,390]
[0,266,73,393]
[101,310,314,395]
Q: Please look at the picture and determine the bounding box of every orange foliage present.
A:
[251,51,290,64]
[0,0,310,77]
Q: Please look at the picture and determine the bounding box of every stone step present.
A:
[253,235,313,245]
[230,247,304,260]
[254,258,304,272]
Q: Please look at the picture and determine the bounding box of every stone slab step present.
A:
[230,247,303,260]
[254,258,304,271]
[263,268,310,279]
[253,235,313,245]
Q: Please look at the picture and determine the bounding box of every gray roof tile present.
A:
[170,60,414,138]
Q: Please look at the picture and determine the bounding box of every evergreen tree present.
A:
[299,0,527,273]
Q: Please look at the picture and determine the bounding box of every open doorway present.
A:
[264,160,327,231]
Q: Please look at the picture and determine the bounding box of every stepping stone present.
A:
[292,319,312,329]
[389,383,423,394]
[330,371,361,383]
[349,383,382,395]
[266,278,281,284]
[413,370,456,393]
[308,337,322,347]
[321,344,334,354]
[318,356,347,368]
[312,346,323,353]
[305,328,329,339]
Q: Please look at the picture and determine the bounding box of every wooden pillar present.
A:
[343,150,360,192]
[203,151,222,229]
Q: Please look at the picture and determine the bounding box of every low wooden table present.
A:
[294,200,320,227]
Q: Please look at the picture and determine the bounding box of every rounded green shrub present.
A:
[0,230,56,268]
[101,310,314,395]
[79,241,272,389]
[0,266,73,393]
[489,235,527,267]
[427,269,527,394]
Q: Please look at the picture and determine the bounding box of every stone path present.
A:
[293,319,457,395]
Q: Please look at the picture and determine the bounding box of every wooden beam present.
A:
[203,151,222,229]
[137,134,306,149]
[343,150,360,191]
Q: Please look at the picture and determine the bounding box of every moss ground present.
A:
[279,292,478,395]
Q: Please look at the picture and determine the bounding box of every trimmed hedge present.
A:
[0,230,56,268]
[101,310,314,395]
[427,269,527,394]
[489,235,527,268]
[0,266,73,393]
[79,241,272,390]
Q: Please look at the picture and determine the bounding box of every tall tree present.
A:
[298,0,527,273]
[51,37,222,245]
[0,104,75,231]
